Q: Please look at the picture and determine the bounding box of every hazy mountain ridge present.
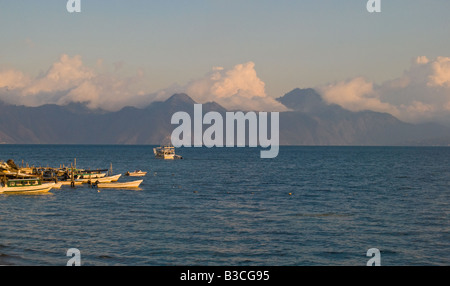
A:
[277,88,450,145]
[1,89,450,145]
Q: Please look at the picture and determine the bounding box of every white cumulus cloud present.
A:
[317,56,450,123]
[0,69,30,90]
[182,62,287,111]
[0,54,148,110]
[318,77,398,115]
[23,54,95,96]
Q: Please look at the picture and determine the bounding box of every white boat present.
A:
[0,179,55,194]
[97,179,143,189]
[126,170,147,177]
[153,145,182,160]
[77,172,106,179]
[78,174,122,184]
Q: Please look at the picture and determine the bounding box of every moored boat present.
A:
[126,170,147,177]
[76,172,107,179]
[97,179,143,189]
[153,145,182,160]
[78,174,122,184]
[0,178,55,194]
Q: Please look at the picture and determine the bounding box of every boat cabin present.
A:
[7,179,42,187]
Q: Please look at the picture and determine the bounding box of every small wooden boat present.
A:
[125,170,147,177]
[78,174,122,184]
[97,180,143,189]
[75,169,108,179]
[77,173,106,179]
[0,179,55,194]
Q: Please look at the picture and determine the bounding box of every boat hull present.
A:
[97,180,143,189]
[127,172,147,177]
[78,174,122,183]
[0,182,55,194]
[156,154,174,160]
[52,182,63,189]
[79,173,106,179]
[153,146,178,160]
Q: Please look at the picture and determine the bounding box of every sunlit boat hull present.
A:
[0,182,55,194]
[97,180,143,189]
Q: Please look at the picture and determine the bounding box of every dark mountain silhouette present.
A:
[0,90,450,145]
[0,93,225,144]
[276,88,450,145]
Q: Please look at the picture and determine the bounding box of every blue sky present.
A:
[1,1,450,120]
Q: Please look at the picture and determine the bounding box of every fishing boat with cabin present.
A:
[0,178,55,194]
[153,144,182,160]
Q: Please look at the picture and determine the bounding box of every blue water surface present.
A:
[0,145,449,265]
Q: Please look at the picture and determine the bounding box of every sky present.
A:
[1,0,450,122]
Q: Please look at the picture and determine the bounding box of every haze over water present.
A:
[0,145,449,265]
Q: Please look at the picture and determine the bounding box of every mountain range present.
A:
[1,88,450,145]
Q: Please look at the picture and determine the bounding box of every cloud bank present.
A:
[317,56,450,123]
[3,54,450,123]
[0,55,285,112]
[0,54,148,111]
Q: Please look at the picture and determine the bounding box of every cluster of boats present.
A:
[1,145,182,194]
[0,168,146,195]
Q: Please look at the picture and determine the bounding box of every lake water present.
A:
[0,145,449,265]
